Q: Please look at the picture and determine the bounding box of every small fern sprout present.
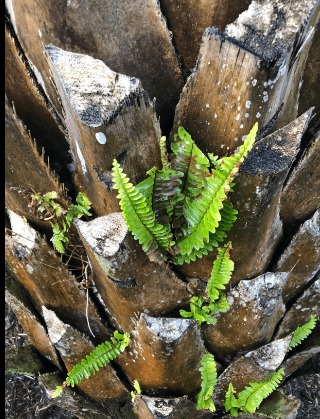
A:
[196,352,217,412]
[53,331,130,398]
[131,380,142,403]
[289,314,317,350]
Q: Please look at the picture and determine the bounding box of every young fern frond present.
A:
[207,241,234,302]
[196,352,217,412]
[237,369,284,414]
[170,127,210,229]
[289,315,317,350]
[225,383,240,417]
[112,160,174,262]
[53,331,130,398]
[177,123,258,256]
[173,201,238,265]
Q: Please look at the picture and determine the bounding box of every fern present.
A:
[112,160,174,262]
[176,123,258,256]
[180,242,232,325]
[225,383,240,417]
[289,315,317,350]
[207,241,234,302]
[53,331,130,398]
[196,352,217,412]
[131,380,142,402]
[225,369,284,416]
[237,369,284,413]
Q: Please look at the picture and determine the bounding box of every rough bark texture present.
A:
[5,0,320,417]
[75,215,192,333]
[45,46,163,216]
[170,0,319,156]
[5,0,185,134]
[202,272,287,363]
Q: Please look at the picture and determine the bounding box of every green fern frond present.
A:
[170,127,210,228]
[112,160,174,262]
[196,352,217,412]
[177,123,258,255]
[225,383,240,417]
[289,315,317,350]
[160,136,170,167]
[173,201,237,265]
[237,369,284,414]
[207,241,234,302]
[151,167,183,225]
[53,331,130,398]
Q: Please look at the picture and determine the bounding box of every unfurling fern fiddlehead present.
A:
[53,331,130,398]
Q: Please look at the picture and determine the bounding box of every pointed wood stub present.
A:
[160,0,251,70]
[5,276,61,368]
[280,131,320,229]
[175,112,312,282]
[42,308,129,402]
[5,211,112,344]
[5,23,70,179]
[74,215,192,332]
[275,278,319,340]
[273,209,320,304]
[5,97,70,234]
[202,272,287,363]
[213,334,292,406]
[116,314,218,398]
[134,395,213,419]
[170,0,318,156]
[7,0,184,134]
[45,45,163,216]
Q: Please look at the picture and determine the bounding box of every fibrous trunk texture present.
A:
[5,0,320,418]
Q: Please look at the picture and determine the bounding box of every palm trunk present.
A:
[5,1,320,418]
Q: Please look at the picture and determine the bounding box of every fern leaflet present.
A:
[237,369,284,414]
[207,241,234,302]
[177,123,258,255]
[53,331,130,398]
[196,352,217,412]
[225,383,240,417]
[289,315,317,350]
[112,160,174,262]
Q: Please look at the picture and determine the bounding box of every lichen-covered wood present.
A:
[170,0,318,156]
[45,46,163,216]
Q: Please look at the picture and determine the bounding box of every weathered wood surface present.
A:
[213,334,292,406]
[45,46,163,216]
[5,211,111,343]
[75,214,192,332]
[202,272,287,363]
[5,0,184,133]
[298,12,320,132]
[170,0,318,156]
[5,23,70,181]
[40,373,124,419]
[160,0,251,71]
[116,314,218,397]
[5,276,61,368]
[280,131,320,228]
[176,111,312,282]
[134,395,213,419]
[275,278,319,340]
[5,97,71,236]
[273,209,320,304]
[42,307,129,402]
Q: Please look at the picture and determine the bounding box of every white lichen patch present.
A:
[75,213,128,258]
[142,314,192,341]
[95,132,107,144]
[8,209,36,255]
[251,334,292,371]
[42,306,68,343]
